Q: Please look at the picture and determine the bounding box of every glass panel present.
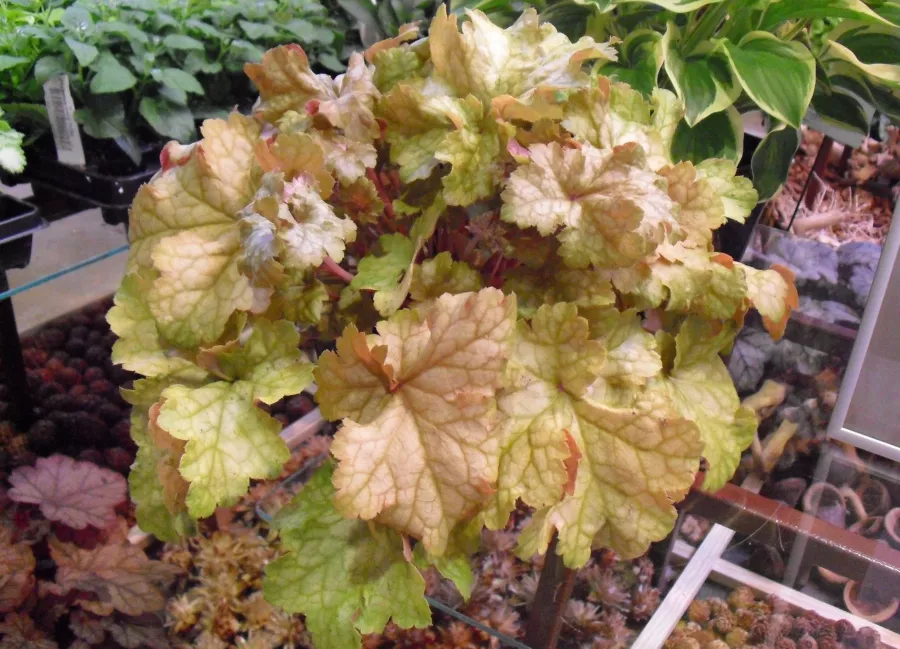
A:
[1,205,128,331]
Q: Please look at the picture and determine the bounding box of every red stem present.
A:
[488,254,505,286]
[367,168,397,222]
[320,256,355,283]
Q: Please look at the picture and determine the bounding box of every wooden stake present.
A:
[524,536,576,649]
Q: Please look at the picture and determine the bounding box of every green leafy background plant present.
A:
[539,0,900,198]
[0,0,346,164]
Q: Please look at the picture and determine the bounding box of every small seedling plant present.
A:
[0,0,344,164]
[109,8,798,649]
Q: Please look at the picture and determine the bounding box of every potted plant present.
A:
[539,0,900,200]
[108,8,799,649]
[0,0,345,205]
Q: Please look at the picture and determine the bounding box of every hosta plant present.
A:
[109,7,798,649]
[541,0,900,199]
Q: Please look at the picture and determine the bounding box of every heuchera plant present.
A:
[108,7,799,649]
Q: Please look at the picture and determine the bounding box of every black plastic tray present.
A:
[21,137,161,206]
[0,194,41,245]
[29,182,130,229]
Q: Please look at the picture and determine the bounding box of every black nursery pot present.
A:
[21,134,161,207]
[0,194,41,245]
[714,133,765,261]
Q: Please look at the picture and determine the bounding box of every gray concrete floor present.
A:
[3,183,127,332]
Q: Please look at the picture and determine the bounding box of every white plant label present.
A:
[43,74,86,167]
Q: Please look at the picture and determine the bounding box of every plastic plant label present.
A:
[43,74,86,167]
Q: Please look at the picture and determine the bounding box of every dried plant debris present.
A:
[163,444,661,649]
[763,127,894,247]
[667,588,889,649]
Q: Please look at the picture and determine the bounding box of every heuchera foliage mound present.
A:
[109,7,798,648]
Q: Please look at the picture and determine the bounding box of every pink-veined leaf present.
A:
[8,456,127,530]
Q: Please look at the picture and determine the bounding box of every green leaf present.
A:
[97,21,149,43]
[74,95,127,139]
[138,97,195,141]
[186,19,228,40]
[184,52,223,76]
[605,30,663,97]
[154,12,179,29]
[664,42,741,125]
[751,123,801,201]
[230,39,266,64]
[90,52,137,94]
[318,53,345,72]
[34,56,67,85]
[334,0,387,48]
[350,233,416,316]
[811,88,870,133]
[162,34,205,52]
[152,68,204,95]
[616,0,726,11]
[718,32,816,128]
[265,462,431,649]
[240,20,279,40]
[283,19,335,45]
[157,380,291,517]
[760,0,897,31]
[671,107,743,165]
[158,85,187,106]
[824,40,900,88]
[0,55,29,72]
[200,318,315,405]
[64,37,99,67]
[61,6,93,31]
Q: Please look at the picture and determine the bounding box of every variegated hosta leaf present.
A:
[246,46,379,141]
[315,289,516,555]
[650,317,757,492]
[501,142,678,268]
[489,304,701,565]
[265,462,431,649]
[563,77,683,171]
